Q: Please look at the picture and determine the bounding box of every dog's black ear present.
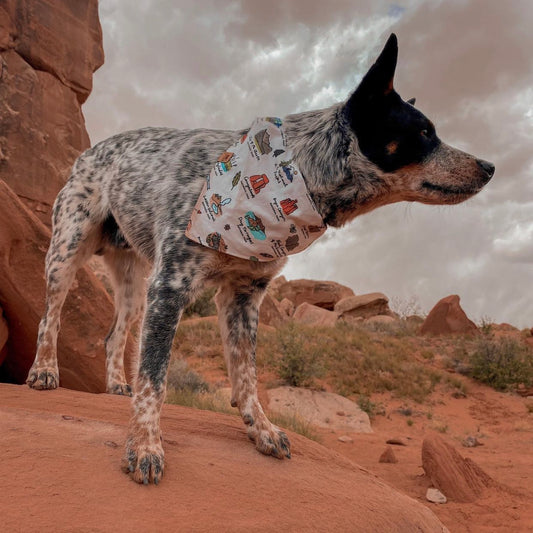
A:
[347,33,398,110]
[407,97,416,106]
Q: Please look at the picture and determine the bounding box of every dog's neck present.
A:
[284,104,388,227]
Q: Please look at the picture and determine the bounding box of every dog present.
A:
[26,34,494,485]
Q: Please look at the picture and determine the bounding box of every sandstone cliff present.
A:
[0,0,104,224]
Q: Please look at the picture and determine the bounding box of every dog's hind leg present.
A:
[27,184,102,390]
[103,248,147,396]
[215,278,291,459]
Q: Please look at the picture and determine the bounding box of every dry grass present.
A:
[176,318,454,404]
[260,321,444,402]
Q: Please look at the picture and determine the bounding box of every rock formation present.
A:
[420,295,478,336]
[0,181,135,391]
[277,279,354,310]
[0,0,104,225]
[1,383,447,532]
[0,1,134,391]
[422,434,495,503]
[293,302,339,327]
[258,292,286,327]
[268,386,372,433]
[335,292,393,320]
[0,306,8,367]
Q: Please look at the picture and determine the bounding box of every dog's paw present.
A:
[122,440,165,485]
[247,419,291,459]
[26,366,59,390]
[107,382,133,397]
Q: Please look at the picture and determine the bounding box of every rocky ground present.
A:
[1,384,447,533]
[172,302,533,533]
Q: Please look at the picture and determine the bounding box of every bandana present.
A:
[185,117,326,261]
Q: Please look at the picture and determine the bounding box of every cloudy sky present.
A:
[84,0,533,327]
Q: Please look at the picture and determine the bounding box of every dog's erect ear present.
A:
[348,33,398,109]
[407,97,416,106]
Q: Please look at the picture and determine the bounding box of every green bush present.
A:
[275,322,324,387]
[357,394,379,418]
[469,337,533,390]
[167,358,209,393]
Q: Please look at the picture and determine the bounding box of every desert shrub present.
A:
[468,337,533,390]
[274,322,324,387]
[167,358,209,393]
[166,387,237,415]
[183,287,217,318]
[263,320,444,402]
[389,295,426,319]
[357,394,381,418]
[477,315,494,336]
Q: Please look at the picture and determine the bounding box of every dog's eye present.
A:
[421,129,429,137]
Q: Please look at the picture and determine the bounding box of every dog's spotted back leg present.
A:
[27,188,102,390]
[215,279,291,459]
[123,249,199,484]
[103,248,148,396]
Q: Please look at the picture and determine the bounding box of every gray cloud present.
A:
[84,0,533,327]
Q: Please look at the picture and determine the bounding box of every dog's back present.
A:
[61,126,241,258]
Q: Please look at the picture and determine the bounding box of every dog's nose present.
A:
[477,159,495,179]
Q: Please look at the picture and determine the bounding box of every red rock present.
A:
[293,303,339,327]
[267,275,287,298]
[420,295,478,336]
[0,383,447,532]
[1,0,103,103]
[335,292,392,320]
[0,180,135,392]
[0,306,8,366]
[422,434,495,503]
[259,292,286,327]
[277,279,354,310]
[0,0,103,225]
[278,297,295,317]
[379,446,398,463]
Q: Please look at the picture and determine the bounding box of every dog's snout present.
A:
[476,159,495,179]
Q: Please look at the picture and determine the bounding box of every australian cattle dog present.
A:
[27,34,494,484]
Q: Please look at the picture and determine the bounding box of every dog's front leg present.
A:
[122,270,192,484]
[216,281,291,459]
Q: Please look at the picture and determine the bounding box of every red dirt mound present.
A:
[1,384,446,532]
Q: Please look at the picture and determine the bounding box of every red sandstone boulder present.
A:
[267,275,287,298]
[278,298,295,317]
[293,303,339,327]
[0,0,104,225]
[379,446,398,464]
[420,295,478,336]
[422,434,495,503]
[335,292,392,320]
[259,293,286,327]
[0,180,134,392]
[277,279,354,311]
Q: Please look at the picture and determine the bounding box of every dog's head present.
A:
[344,34,494,210]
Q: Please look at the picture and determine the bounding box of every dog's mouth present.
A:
[421,180,481,200]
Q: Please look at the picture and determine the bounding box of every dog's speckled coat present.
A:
[27,35,494,484]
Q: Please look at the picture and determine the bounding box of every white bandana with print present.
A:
[185,117,327,262]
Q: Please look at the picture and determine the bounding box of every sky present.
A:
[84,0,533,327]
